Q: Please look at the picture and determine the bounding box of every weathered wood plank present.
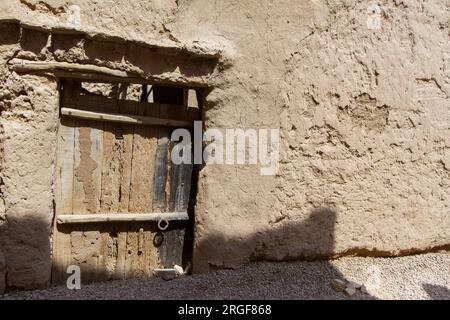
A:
[124,230,135,278]
[72,121,85,212]
[99,128,117,211]
[97,89,117,280]
[71,230,101,284]
[117,101,135,212]
[159,229,186,268]
[52,116,75,284]
[61,107,192,127]
[160,130,194,268]
[98,88,129,280]
[63,97,201,123]
[86,115,102,281]
[152,131,170,211]
[143,229,159,276]
[71,113,104,282]
[73,120,100,214]
[127,102,159,277]
[70,119,88,279]
[100,96,121,212]
[99,229,118,280]
[143,104,162,277]
[89,121,103,213]
[96,225,108,282]
[87,121,103,282]
[114,231,127,279]
[129,106,157,212]
[116,98,136,278]
[169,146,193,213]
[54,118,76,215]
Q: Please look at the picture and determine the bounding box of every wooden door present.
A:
[52,81,198,284]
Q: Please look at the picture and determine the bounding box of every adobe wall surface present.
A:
[0,21,59,291]
[0,0,448,290]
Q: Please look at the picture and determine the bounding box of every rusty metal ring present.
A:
[157,219,169,231]
[153,232,164,247]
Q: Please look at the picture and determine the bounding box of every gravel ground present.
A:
[2,252,449,300]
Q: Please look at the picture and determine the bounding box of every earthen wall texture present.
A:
[0,0,448,290]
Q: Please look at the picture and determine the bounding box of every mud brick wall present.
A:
[0,0,449,291]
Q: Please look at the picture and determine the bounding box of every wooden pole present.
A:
[56,212,189,224]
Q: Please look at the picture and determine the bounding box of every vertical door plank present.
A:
[101,100,134,279]
[52,117,75,283]
[71,230,101,283]
[69,82,105,283]
[55,118,76,215]
[143,104,162,276]
[72,118,103,283]
[98,110,119,279]
[100,89,122,213]
[143,228,160,276]
[152,131,170,211]
[99,126,121,213]
[114,231,127,279]
[100,94,124,278]
[129,103,157,213]
[96,226,108,281]
[71,83,110,282]
[73,122,91,213]
[117,100,135,213]
[89,122,103,214]
[128,102,159,277]
[103,230,118,280]
[118,100,136,278]
[160,127,193,268]
[112,94,135,279]
[89,120,104,281]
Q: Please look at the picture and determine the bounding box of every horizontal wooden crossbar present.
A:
[61,107,192,127]
[56,212,189,224]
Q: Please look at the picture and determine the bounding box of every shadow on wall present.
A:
[194,207,378,299]
[0,215,52,293]
[195,208,338,269]
[423,284,450,300]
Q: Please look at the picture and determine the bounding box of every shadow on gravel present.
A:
[423,284,450,300]
[194,207,378,300]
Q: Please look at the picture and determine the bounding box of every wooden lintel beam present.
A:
[8,59,210,88]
